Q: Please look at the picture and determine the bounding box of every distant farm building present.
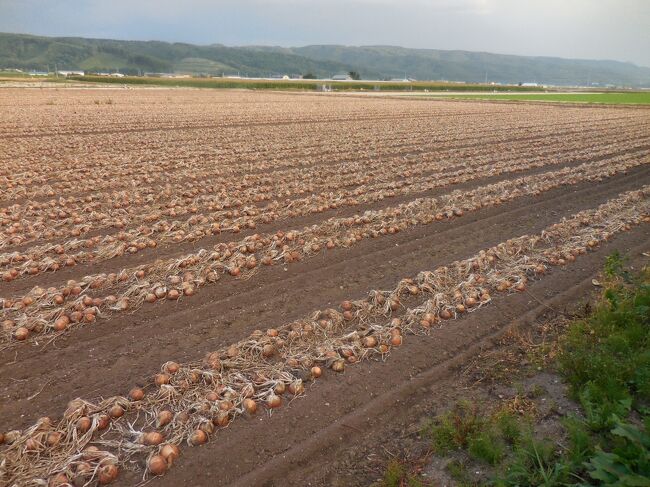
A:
[57,70,85,77]
[331,73,352,81]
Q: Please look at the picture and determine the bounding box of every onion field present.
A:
[0,88,648,486]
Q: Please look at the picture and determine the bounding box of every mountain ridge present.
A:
[1,32,649,86]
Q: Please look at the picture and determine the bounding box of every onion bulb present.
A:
[147,454,167,476]
[129,387,145,401]
[154,373,170,386]
[288,381,304,395]
[262,344,275,358]
[266,394,282,408]
[53,316,69,331]
[75,461,93,476]
[213,411,230,427]
[189,429,208,446]
[311,366,322,378]
[160,443,180,464]
[82,446,101,460]
[46,432,62,447]
[331,359,345,372]
[109,405,124,418]
[97,414,110,430]
[164,361,180,374]
[14,327,29,341]
[243,398,257,414]
[48,473,68,487]
[76,416,92,433]
[439,309,452,320]
[156,410,173,428]
[142,431,164,446]
[98,463,119,485]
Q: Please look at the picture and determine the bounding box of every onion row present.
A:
[2,124,645,252]
[3,96,640,202]
[1,154,646,345]
[1,187,647,486]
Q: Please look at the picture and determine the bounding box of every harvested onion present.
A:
[156,410,173,428]
[148,454,167,475]
[189,429,208,446]
[142,431,164,446]
[160,443,180,464]
[243,398,257,414]
[98,463,118,485]
[266,394,282,408]
[129,387,145,401]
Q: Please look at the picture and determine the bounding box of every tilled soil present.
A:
[0,88,648,487]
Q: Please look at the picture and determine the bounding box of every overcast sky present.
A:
[1,0,649,66]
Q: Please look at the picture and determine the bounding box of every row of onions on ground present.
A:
[1,143,646,285]
[2,125,631,255]
[3,120,638,250]
[4,101,626,201]
[1,93,465,141]
[1,155,646,346]
[1,186,647,486]
[3,106,643,235]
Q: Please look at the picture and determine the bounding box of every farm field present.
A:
[0,87,649,486]
[419,91,650,105]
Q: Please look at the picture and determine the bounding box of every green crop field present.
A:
[421,91,650,105]
[68,75,544,92]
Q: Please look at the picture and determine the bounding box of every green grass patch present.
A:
[421,92,650,105]
[423,402,518,466]
[559,253,650,430]
[378,460,428,487]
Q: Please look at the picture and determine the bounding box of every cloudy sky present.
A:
[1,0,649,66]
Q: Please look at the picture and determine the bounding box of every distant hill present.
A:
[272,45,650,87]
[0,33,352,78]
[2,32,649,86]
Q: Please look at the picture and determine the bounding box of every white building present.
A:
[57,70,85,76]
